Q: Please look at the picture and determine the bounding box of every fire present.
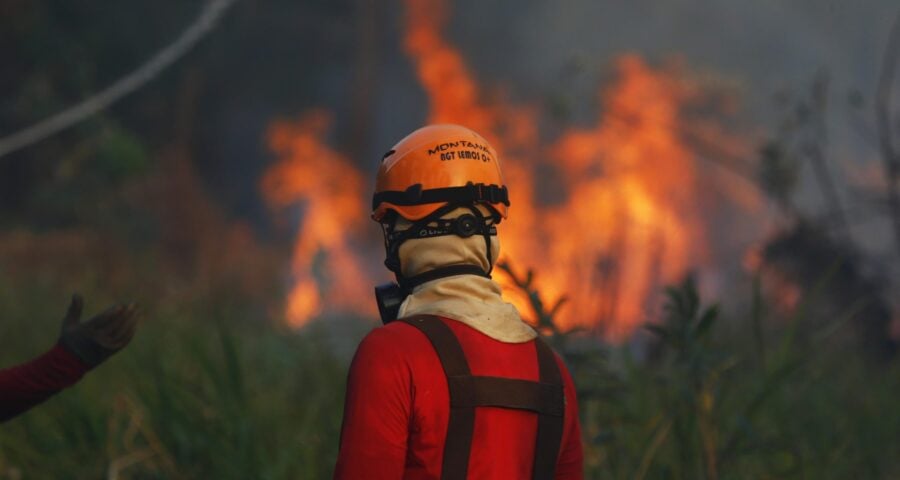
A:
[263,0,751,336]
[403,0,495,131]
[526,57,710,337]
[402,0,713,337]
[262,110,374,326]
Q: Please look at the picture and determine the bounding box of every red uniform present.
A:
[0,344,90,422]
[335,316,584,479]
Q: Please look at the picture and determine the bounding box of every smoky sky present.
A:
[448,0,897,122]
[368,0,898,173]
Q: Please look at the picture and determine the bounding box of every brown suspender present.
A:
[401,315,565,480]
[532,338,566,479]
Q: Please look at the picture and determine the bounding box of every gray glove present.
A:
[58,294,139,367]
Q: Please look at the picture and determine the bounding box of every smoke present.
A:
[447,0,895,119]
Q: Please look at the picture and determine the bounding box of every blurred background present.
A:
[1,0,899,478]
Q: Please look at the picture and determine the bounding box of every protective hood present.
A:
[394,209,537,343]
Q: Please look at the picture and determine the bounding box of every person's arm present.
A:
[0,345,89,422]
[0,295,138,423]
[334,327,412,479]
[554,356,584,480]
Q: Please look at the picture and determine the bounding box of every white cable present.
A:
[0,0,239,159]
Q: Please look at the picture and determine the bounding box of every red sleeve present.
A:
[0,344,90,422]
[554,354,584,479]
[334,327,412,480]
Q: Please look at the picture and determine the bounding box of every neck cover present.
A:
[394,211,537,343]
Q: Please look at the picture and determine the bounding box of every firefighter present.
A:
[334,125,583,479]
[0,294,138,422]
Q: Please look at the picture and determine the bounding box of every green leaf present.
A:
[694,305,719,338]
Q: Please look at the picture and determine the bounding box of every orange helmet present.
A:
[372,124,509,222]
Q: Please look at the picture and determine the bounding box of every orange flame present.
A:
[401,0,722,337]
[263,0,754,336]
[262,110,374,326]
[526,57,710,337]
[403,0,495,131]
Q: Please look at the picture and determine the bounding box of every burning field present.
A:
[4,0,900,477]
[263,0,761,338]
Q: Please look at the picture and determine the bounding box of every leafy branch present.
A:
[496,261,568,340]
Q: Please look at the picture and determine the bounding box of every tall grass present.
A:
[0,277,349,479]
[566,277,900,479]
[1,269,899,479]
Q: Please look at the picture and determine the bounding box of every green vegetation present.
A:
[571,278,900,479]
[0,275,347,479]
[1,264,898,479]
